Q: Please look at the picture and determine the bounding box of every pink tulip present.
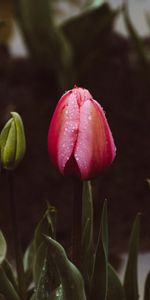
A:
[48,86,116,180]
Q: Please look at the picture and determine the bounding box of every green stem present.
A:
[71,178,83,268]
[8,171,26,300]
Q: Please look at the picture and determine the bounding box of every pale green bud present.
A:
[0,112,26,170]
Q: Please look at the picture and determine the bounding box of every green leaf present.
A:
[144,270,150,300]
[30,293,35,300]
[35,248,60,300]
[23,242,34,273]
[45,236,86,300]
[48,285,63,300]
[13,0,73,89]
[62,4,118,68]
[33,242,47,288]
[33,206,56,285]
[147,179,150,187]
[35,255,51,300]
[84,0,105,10]
[81,181,94,295]
[90,200,108,300]
[0,231,7,264]
[23,242,34,287]
[33,207,58,299]
[1,260,18,292]
[123,5,150,66]
[145,13,150,31]
[0,266,20,300]
[46,204,57,240]
[124,214,140,300]
[107,264,126,300]
[34,206,56,250]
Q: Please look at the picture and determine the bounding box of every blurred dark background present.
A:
[0,0,149,262]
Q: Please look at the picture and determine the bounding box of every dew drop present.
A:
[75,154,79,161]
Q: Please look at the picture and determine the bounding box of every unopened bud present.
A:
[0,112,26,170]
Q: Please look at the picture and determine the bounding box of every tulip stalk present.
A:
[71,178,83,268]
[8,171,26,300]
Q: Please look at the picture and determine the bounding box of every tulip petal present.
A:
[93,99,116,161]
[48,90,80,173]
[48,86,116,179]
[74,99,116,179]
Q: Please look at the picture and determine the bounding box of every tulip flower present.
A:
[48,87,116,180]
[0,112,26,170]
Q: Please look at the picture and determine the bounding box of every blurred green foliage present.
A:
[12,0,118,90]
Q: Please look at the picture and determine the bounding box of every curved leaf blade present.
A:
[90,200,108,300]
[33,242,47,287]
[144,270,150,300]
[0,231,7,264]
[34,206,56,250]
[32,207,59,299]
[62,3,118,67]
[23,242,34,288]
[45,236,86,300]
[84,0,105,10]
[48,285,63,300]
[124,214,140,300]
[1,260,18,292]
[35,256,51,300]
[0,266,20,300]
[13,0,73,89]
[108,264,126,300]
[123,5,150,66]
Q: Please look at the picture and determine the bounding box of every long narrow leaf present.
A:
[84,0,105,10]
[145,13,150,32]
[0,266,20,300]
[13,0,73,89]
[124,214,140,300]
[62,3,118,66]
[31,207,57,299]
[45,236,86,300]
[144,270,150,300]
[34,206,56,249]
[33,207,56,285]
[0,231,7,264]
[90,200,108,300]
[33,242,47,287]
[1,260,18,292]
[108,264,126,300]
[123,5,150,66]
[35,256,51,300]
[48,285,63,300]
[24,207,55,276]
